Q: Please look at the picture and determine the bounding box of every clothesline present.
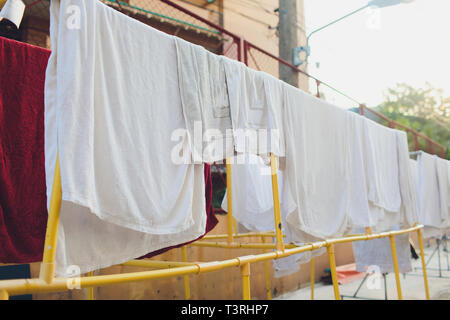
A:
[0,0,448,301]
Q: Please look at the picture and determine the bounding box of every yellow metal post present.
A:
[181,246,191,300]
[270,153,285,252]
[327,244,341,300]
[389,234,403,300]
[87,272,94,300]
[241,263,251,300]
[262,237,272,300]
[0,290,9,300]
[417,228,430,300]
[39,155,62,284]
[310,258,315,300]
[226,158,234,244]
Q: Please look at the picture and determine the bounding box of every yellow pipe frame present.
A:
[202,232,276,240]
[389,234,403,300]
[226,158,234,244]
[270,153,285,252]
[122,260,195,269]
[0,225,426,298]
[181,246,191,300]
[262,237,272,300]
[87,271,94,300]
[39,155,62,284]
[0,290,9,300]
[240,263,251,300]
[326,244,341,300]
[310,258,315,300]
[0,150,427,305]
[417,228,430,300]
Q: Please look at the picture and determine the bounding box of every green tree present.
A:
[376,83,450,159]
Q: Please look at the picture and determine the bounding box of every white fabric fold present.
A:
[395,130,419,228]
[221,56,285,157]
[352,226,412,274]
[282,83,350,242]
[46,0,206,276]
[416,152,444,238]
[363,119,402,231]
[174,37,234,163]
[435,156,450,228]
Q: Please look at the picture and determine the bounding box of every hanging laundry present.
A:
[141,164,217,259]
[46,0,207,276]
[415,152,446,238]
[346,112,375,230]
[174,37,234,163]
[220,154,294,232]
[219,156,317,277]
[352,227,412,274]
[435,156,449,229]
[395,130,419,228]
[363,119,402,232]
[221,56,286,158]
[0,36,49,263]
[282,83,351,242]
[350,130,418,276]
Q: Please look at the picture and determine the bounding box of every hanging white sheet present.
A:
[45,0,206,276]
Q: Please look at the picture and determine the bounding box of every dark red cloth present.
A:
[0,37,50,263]
[0,36,217,263]
[140,163,218,258]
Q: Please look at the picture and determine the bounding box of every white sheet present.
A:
[46,0,206,276]
[282,83,350,242]
[352,227,412,274]
[416,152,443,238]
[363,119,402,231]
[174,37,234,163]
[395,130,419,228]
[222,56,285,158]
[435,156,450,228]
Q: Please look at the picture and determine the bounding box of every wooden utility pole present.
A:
[278,0,298,87]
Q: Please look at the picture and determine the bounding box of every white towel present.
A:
[363,119,402,231]
[282,83,350,242]
[46,0,206,275]
[346,112,376,230]
[222,56,285,158]
[352,227,412,274]
[396,130,419,228]
[435,156,449,228]
[220,154,295,232]
[174,37,234,163]
[220,154,323,276]
[364,119,402,213]
[416,152,443,238]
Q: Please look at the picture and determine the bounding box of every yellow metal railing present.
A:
[0,153,431,301]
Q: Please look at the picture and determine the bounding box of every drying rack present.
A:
[0,0,438,301]
[0,151,431,301]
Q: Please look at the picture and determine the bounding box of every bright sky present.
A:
[303,0,450,109]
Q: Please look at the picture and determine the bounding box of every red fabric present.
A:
[0,37,50,263]
[140,164,218,259]
[336,263,366,285]
[0,36,217,263]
